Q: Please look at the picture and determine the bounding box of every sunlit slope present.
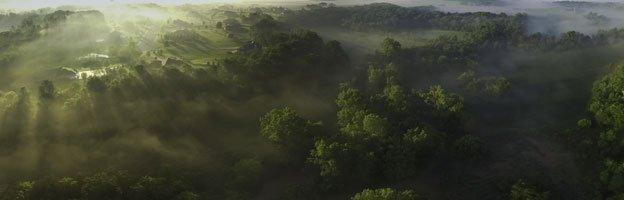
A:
[3,10,111,88]
[160,27,246,65]
[0,4,255,89]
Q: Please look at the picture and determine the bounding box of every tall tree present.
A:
[260,107,322,162]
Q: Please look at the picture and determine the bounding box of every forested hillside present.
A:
[0,1,623,199]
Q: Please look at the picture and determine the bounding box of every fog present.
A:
[0,0,622,160]
[220,0,624,34]
[2,0,624,198]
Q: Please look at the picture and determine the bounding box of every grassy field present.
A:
[161,26,248,65]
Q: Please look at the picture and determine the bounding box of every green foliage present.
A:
[483,76,510,96]
[510,180,550,200]
[558,31,592,50]
[220,29,349,92]
[458,72,510,96]
[309,140,345,179]
[585,12,609,26]
[336,84,366,109]
[109,39,141,64]
[590,65,624,129]
[577,118,592,129]
[288,3,518,33]
[351,188,423,200]
[368,65,385,89]
[594,28,624,44]
[3,3,611,199]
[0,87,30,151]
[16,177,82,200]
[379,37,401,57]
[403,127,437,148]
[260,107,322,162]
[242,12,274,25]
[453,135,487,160]
[337,86,389,139]
[81,172,127,200]
[250,16,281,45]
[226,158,263,199]
[420,85,464,114]
[0,63,266,198]
[601,160,624,194]
[364,63,400,94]
[38,80,55,100]
[362,113,388,138]
[336,85,370,136]
[6,171,198,200]
[86,77,107,93]
[308,139,375,189]
[15,181,34,200]
[382,82,408,112]
[597,129,621,156]
[279,184,319,200]
[175,191,200,200]
[383,127,438,179]
[426,35,475,65]
[458,70,479,91]
[309,77,461,188]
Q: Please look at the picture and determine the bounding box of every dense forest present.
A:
[1,0,624,199]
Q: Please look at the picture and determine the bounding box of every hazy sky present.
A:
[0,0,240,10]
[3,0,624,11]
